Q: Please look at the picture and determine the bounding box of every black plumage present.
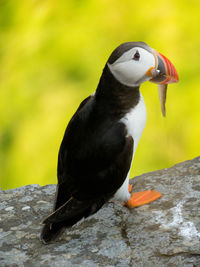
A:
[40,64,141,244]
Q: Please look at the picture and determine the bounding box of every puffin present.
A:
[40,42,179,244]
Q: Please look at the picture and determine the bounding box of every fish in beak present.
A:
[146,51,179,116]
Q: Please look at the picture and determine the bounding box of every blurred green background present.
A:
[0,0,200,189]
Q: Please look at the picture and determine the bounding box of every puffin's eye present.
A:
[133,50,140,61]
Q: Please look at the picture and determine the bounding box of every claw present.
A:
[128,184,133,193]
[124,190,162,208]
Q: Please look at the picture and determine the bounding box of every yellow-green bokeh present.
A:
[0,0,200,189]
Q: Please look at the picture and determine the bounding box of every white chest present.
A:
[114,93,147,201]
[120,93,147,155]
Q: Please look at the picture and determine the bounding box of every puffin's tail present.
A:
[40,222,66,244]
[40,196,106,244]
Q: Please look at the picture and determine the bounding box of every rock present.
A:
[0,157,200,266]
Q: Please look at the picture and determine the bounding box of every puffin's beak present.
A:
[146,50,179,117]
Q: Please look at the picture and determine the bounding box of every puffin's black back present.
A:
[40,63,140,244]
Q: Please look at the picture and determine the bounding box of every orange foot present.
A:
[124,189,162,208]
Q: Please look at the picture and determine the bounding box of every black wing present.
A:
[40,95,133,243]
[57,95,133,200]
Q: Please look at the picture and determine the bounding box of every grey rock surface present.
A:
[0,157,200,267]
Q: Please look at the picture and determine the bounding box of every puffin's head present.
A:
[107,42,179,116]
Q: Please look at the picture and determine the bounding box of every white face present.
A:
[107,47,155,87]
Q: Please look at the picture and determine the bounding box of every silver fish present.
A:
[158,84,167,117]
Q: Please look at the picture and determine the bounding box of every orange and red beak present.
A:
[146,50,179,117]
[149,51,179,84]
